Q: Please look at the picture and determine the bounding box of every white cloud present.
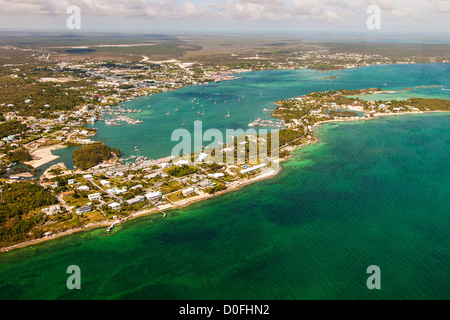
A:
[0,0,446,31]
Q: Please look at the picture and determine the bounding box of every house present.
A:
[145,191,163,202]
[76,205,91,215]
[126,196,145,206]
[107,187,127,195]
[100,180,110,187]
[208,173,225,179]
[61,190,75,197]
[42,205,61,216]
[41,181,58,189]
[158,162,171,169]
[88,193,102,201]
[175,159,190,167]
[68,179,75,185]
[196,153,208,162]
[198,180,212,188]
[108,202,121,210]
[83,174,93,179]
[182,187,196,197]
[77,185,90,192]
[240,163,267,174]
[144,173,160,180]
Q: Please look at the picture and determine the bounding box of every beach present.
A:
[25,144,66,168]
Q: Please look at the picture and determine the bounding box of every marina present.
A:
[100,105,144,126]
[248,118,285,128]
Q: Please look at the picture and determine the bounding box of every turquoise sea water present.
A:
[1,63,449,300]
[85,63,450,160]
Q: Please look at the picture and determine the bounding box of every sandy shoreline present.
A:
[1,110,448,253]
[25,144,66,168]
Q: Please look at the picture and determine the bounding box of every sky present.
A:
[0,0,448,34]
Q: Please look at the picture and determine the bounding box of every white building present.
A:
[108,202,121,210]
[158,162,171,169]
[208,173,225,179]
[100,180,111,187]
[76,205,91,215]
[182,187,196,197]
[240,163,267,174]
[126,196,145,206]
[175,160,190,167]
[145,191,163,202]
[42,205,61,216]
[88,193,102,201]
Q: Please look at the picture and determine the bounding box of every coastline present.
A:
[1,110,448,253]
[25,144,66,168]
[0,161,283,253]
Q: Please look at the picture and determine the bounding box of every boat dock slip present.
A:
[106,220,121,232]
[154,206,168,218]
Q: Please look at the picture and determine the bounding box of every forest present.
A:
[0,182,58,246]
[0,121,28,139]
[73,144,114,170]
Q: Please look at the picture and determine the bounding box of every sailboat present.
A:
[260,90,263,96]
[166,110,170,115]
[182,120,186,126]
[201,109,205,115]
[225,110,230,118]
[175,107,179,112]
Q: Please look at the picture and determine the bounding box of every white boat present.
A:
[225,110,230,118]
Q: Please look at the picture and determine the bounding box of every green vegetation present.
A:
[7,149,32,163]
[0,121,27,139]
[0,182,58,246]
[407,98,450,111]
[166,165,199,177]
[73,144,113,170]
[207,183,227,194]
[329,111,358,117]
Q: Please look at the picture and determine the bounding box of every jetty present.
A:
[154,206,168,218]
[106,220,121,232]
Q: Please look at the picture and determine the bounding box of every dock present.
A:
[154,206,168,218]
[106,220,121,232]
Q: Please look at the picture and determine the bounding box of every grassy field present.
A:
[3,32,449,66]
